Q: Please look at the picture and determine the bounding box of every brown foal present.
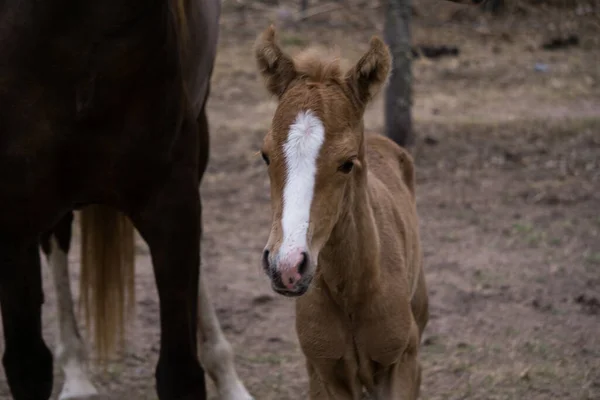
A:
[255,26,429,399]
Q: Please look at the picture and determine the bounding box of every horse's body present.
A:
[0,1,250,399]
[255,27,429,399]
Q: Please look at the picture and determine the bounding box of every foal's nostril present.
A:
[262,249,270,272]
[298,251,308,276]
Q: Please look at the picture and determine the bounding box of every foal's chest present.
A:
[296,285,413,382]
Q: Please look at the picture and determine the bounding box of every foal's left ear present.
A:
[344,36,392,107]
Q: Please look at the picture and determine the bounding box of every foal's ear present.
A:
[344,36,392,107]
[254,25,297,98]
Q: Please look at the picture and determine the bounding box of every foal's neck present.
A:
[318,169,381,308]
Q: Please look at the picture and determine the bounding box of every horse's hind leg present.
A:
[0,236,53,399]
[40,212,99,400]
[198,272,253,400]
[196,103,253,400]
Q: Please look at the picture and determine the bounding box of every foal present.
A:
[255,27,429,399]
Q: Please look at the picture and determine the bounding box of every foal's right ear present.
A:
[254,25,297,98]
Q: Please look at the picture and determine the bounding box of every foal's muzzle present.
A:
[262,248,312,297]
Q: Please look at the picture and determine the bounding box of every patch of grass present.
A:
[442,233,460,243]
[548,237,562,246]
[241,353,290,366]
[489,344,505,355]
[456,342,476,353]
[513,222,534,234]
[532,364,561,382]
[473,269,507,288]
[106,362,125,378]
[451,360,472,375]
[423,342,447,355]
[280,34,307,47]
[510,222,547,248]
[505,327,519,337]
[522,341,553,361]
[585,252,600,265]
[480,374,495,386]
[526,231,544,247]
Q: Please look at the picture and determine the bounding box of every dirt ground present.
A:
[0,1,599,399]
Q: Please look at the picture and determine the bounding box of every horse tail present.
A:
[79,204,135,362]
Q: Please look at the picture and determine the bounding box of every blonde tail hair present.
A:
[79,205,135,362]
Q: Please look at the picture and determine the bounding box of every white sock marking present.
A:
[48,237,99,400]
[198,270,254,400]
[280,110,325,256]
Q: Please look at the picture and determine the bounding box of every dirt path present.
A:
[0,2,598,399]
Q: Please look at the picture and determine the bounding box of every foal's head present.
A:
[255,26,391,296]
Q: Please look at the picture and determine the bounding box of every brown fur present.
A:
[256,27,429,399]
[0,0,222,398]
[76,0,193,365]
[74,0,193,369]
[79,205,135,362]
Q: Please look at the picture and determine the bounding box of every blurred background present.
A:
[1,0,598,399]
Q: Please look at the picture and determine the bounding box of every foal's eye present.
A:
[338,160,354,174]
[261,152,270,166]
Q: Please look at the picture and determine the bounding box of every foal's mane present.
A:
[292,47,347,86]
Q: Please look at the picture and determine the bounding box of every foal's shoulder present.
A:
[365,132,416,196]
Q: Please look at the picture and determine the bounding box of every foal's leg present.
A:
[0,238,53,399]
[195,103,253,400]
[306,359,363,400]
[40,212,99,400]
[372,320,422,400]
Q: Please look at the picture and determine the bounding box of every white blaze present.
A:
[280,110,325,257]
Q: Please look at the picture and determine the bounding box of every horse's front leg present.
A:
[131,170,206,400]
[371,320,422,400]
[0,238,53,400]
[41,212,99,400]
[306,358,363,400]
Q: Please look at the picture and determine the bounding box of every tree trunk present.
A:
[384,0,414,149]
[300,0,309,13]
[481,0,504,14]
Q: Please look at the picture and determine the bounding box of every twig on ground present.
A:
[294,2,345,21]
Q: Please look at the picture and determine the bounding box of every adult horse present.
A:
[0,0,250,399]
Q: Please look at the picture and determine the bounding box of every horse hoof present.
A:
[219,383,255,400]
[222,391,255,400]
[59,383,100,400]
[59,395,100,400]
